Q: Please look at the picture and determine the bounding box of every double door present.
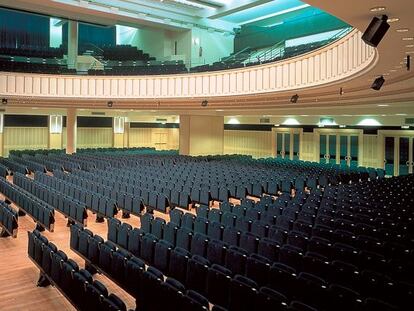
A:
[319,132,360,167]
[384,136,414,176]
[275,130,300,160]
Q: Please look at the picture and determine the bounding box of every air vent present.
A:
[260,118,270,123]
[91,112,106,116]
[405,118,414,125]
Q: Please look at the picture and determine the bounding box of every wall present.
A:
[77,128,112,148]
[224,130,272,158]
[3,127,48,156]
[129,128,179,150]
[191,28,234,66]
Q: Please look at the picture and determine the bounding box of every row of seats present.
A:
[0,157,28,174]
[0,177,54,231]
[28,230,129,311]
[52,170,168,214]
[0,60,76,74]
[34,172,117,218]
[14,172,87,225]
[0,200,18,237]
[9,155,46,174]
[107,217,403,311]
[70,224,233,311]
[0,162,9,177]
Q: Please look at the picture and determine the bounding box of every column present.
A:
[179,115,224,156]
[67,20,79,70]
[66,108,77,154]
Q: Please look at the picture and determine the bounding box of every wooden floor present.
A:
[0,189,145,311]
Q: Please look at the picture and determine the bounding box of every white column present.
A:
[66,108,77,154]
[67,20,79,70]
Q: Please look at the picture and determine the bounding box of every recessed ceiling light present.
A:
[402,125,410,129]
[388,18,400,23]
[396,113,407,116]
[370,6,386,12]
[382,73,390,76]
[216,109,224,111]
[402,37,414,41]
[406,44,414,48]
[395,65,402,69]
[396,28,409,32]
[406,51,414,54]
[378,104,389,107]
[389,69,397,72]
[381,114,387,116]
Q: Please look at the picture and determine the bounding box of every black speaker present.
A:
[362,15,390,47]
[407,55,411,71]
[201,100,208,107]
[371,76,385,91]
[290,94,299,103]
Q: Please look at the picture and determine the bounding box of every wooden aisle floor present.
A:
[0,191,142,311]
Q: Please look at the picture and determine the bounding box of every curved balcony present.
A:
[0,29,376,101]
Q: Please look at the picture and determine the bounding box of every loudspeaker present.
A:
[371,76,385,91]
[1,98,7,105]
[407,55,411,71]
[201,100,208,107]
[362,15,390,47]
[107,101,113,107]
[290,94,299,103]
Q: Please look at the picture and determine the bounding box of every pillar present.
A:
[66,108,77,154]
[179,115,224,156]
[0,114,4,157]
[113,117,127,148]
[67,20,79,70]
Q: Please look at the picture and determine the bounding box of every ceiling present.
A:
[1,0,414,119]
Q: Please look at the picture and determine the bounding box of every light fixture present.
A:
[227,117,240,124]
[396,28,409,32]
[402,37,414,41]
[1,98,7,105]
[274,124,280,127]
[339,87,344,95]
[107,101,113,108]
[357,118,382,126]
[216,109,224,112]
[370,6,386,12]
[406,44,414,48]
[396,113,407,116]
[339,125,347,128]
[282,118,300,125]
[290,94,299,103]
[387,18,400,23]
[378,104,389,107]
[201,100,208,107]
[401,125,410,129]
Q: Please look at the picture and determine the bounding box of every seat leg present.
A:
[122,211,130,219]
[18,209,26,216]
[35,224,45,232]
[96,215,105,223]
[37,273,51,287]
[0,228,10,238]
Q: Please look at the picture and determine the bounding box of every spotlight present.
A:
[201,100,208,107]
[407,55,411,71]
[362,15,390,47]
[371,76,385,90]
[1,98,7,105]
[107,101,113,108]
[339,87,344,95]
[290,94,299,103]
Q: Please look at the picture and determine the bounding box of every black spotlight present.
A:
[107,101,113,108]
[1,98,7,105]
[290,94,299,103]
[201,100,208,107]
[407,55,411,71]
[362,15,390,47]
[371,76,385,91]
[339,87,344,95]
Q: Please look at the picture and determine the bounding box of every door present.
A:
[399,137,410,175]
[349,136,359,168]
[384,137,395,176]
[277,133,283,158]
[284,133,290,159]
[293,134,300,160]
[320,135,327,163]
[340,136,348,166]
[328,135,337,164]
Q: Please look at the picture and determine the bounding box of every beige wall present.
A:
[77,128,113,149]
[129,128,179,150]
[3,127,48,156]
[224,130,272,158]
[49,133,63,149]
[180,115,224,156]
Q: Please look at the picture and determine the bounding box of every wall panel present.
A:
[224,130,272,158]
[3,127,48,156]
[77,128,112,148]
[129,128,179,150]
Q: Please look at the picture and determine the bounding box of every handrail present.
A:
[221,46,251,63]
